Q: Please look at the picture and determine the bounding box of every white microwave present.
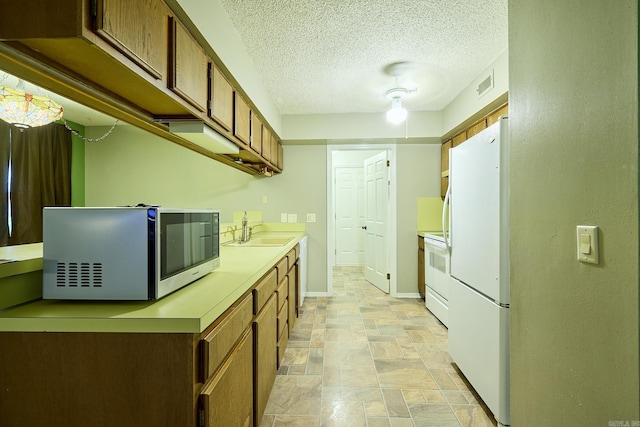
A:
[42,207,220,300]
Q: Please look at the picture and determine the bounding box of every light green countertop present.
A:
[0,243,43,278]
[0,230,304,334]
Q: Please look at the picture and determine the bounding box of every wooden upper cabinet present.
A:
[168,17,208,112]
[94,0,167,80]
[277,142,283,171]
[466,118,487,139]
[209,64,234,132]
[234,92,251,146]
[262,128,272,163]
[452,131,467,148]
[250,112,263,155]
[270,134,278,167]
[487,104,509,126]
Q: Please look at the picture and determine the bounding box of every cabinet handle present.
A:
[361,226,367,230]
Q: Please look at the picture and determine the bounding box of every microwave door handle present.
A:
[442,184,451,250]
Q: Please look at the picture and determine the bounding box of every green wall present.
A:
[64,120,85,207]
[83,125,438,295]
[509,0,639,423]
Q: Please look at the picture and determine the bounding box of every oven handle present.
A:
[442,184,450,250]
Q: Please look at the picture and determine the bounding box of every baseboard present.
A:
[395,292,423,299]
[303,292,330,298]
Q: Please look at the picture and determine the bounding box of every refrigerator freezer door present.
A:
[448,277,510,425]
[449,120,509,304]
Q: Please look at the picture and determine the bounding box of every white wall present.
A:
[442,49,508,135]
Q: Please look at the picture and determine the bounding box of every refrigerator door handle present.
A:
[442,184,451,250]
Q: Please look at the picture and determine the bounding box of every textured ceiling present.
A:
[218,0,508,115]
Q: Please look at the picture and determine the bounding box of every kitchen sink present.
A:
[224,237,294,247]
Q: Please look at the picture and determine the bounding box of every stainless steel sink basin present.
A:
[224,237,294,247]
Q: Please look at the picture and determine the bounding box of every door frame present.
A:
[326,144,398,297]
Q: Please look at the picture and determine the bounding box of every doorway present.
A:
[326,144,397,296]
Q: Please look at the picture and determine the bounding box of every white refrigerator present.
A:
[444,116,510,426]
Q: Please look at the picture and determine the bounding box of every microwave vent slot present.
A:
[55,262,103,287]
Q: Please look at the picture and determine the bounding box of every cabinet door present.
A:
[210,64,234,132]
[270,134,278,167]
[287,265,297,335]
[452,131,466,148]
[169,17,208,111]
[200,328,253,427]
[277,141,283,170]
[94,0,167,80]
[234,92,251,146]
[250,111,263,154]
[466,119,487,139]
[262,128,272,163]
[487,104,508,126]
[253,295,277,427]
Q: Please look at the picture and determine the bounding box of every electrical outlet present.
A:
[287,214,297,223]
[306,213,316,223]
[280,213,288,223]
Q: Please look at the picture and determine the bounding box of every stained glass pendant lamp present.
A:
[0,85,63,128]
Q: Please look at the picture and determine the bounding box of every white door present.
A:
[364,151,389,293]
[335,167,365,265]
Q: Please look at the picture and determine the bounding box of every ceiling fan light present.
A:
[386,100,407,124]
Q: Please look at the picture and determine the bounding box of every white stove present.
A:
[423,232,450,327]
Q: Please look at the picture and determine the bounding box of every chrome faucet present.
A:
[240,211,251,243]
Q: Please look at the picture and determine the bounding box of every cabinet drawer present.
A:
[277,324,289,369]
[277,302,288,340]
[276,257,288,283]
[253,269,277,315]
[200,328,253,427]
[276,276,288,313]
[200,292,253,381]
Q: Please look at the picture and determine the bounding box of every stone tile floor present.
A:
[260,266,497,427]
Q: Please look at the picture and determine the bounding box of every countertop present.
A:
[0,243,43,278]
[0,230,305,334]
[418,230,444,238]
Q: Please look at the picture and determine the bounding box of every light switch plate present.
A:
[307,213,316,223]
[577,225,599,264]
[280,213,288,223]
[287,214,297,223]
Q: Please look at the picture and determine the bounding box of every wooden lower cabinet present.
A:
[0,251,300,427]
[0,332,198,427]
[253,294,277,427]
[200,328,254,427]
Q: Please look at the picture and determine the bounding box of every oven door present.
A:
[424,235,450,299]
[424,234,450,327]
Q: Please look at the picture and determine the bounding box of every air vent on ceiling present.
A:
[477,70,495,98]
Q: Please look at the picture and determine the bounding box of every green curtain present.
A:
[0,121,10,246]
[8,122,71,245]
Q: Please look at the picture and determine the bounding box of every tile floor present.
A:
[260,266,497,427]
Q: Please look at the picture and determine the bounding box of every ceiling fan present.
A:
[383,62,418,124]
